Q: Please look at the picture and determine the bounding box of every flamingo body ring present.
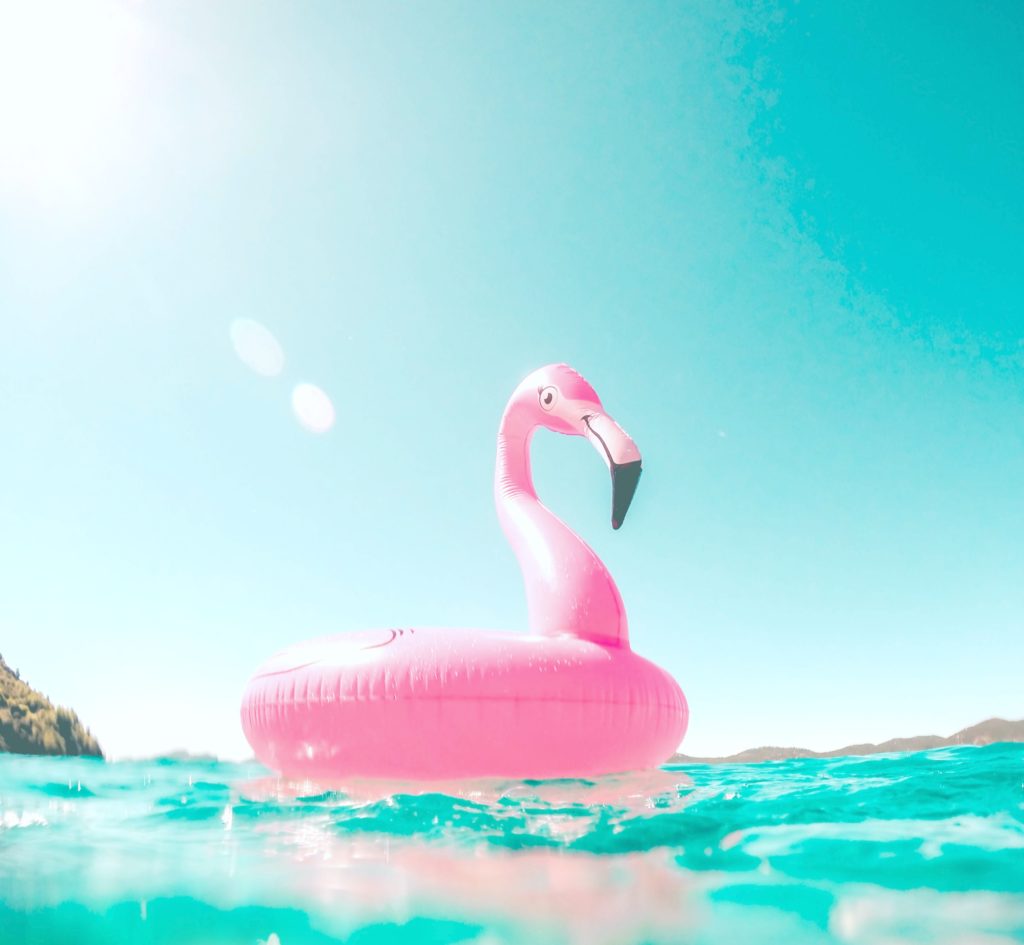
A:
[241,364,688,779]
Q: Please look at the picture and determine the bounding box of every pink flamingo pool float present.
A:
[241,364,688,779]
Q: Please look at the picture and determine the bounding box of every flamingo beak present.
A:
[582,412,643,530]
[610,460,643,530]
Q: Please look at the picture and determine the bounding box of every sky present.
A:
[0,0,1021,761]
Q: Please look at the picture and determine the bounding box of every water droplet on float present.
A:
[230,319,285,377]
[292,383,335,434]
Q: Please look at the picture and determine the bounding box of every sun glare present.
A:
[0,0,143,207]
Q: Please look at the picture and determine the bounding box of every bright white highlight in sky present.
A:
[0,0,143,205]
[230,319,285,377]
[292,383,336,434]
[0,0,142,205]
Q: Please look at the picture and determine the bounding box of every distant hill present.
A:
[0,654,102,758]
[672,718,1024,765]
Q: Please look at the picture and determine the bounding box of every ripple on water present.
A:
[0,743,1021,944]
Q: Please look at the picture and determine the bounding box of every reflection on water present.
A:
[243,765,693,810]
[0,744,1022,944]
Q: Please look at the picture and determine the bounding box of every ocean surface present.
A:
[1,744,1022,945]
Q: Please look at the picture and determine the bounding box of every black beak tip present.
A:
[610,460,642,530]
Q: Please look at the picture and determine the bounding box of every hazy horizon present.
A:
[95,712,1024,764]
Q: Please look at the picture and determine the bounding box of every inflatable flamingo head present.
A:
[504,363,643,529]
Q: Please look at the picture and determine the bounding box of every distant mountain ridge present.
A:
[0,654,102,757]
[672,718,1024,765]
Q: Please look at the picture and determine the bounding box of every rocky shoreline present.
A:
[0,655,102,758]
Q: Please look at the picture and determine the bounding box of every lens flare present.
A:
[291,383,335,434]
[229,319,285,377]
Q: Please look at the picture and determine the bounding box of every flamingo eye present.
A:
[539,386,558,411]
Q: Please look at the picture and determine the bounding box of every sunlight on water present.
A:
[0,744,1021,944]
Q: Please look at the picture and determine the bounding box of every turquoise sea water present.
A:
[1,744,1022,945]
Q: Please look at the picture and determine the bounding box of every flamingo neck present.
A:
[494,406,629,647]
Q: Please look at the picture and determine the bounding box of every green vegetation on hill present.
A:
[0,655,102,758]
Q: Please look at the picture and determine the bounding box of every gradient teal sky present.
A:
[1,1,1021,759]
